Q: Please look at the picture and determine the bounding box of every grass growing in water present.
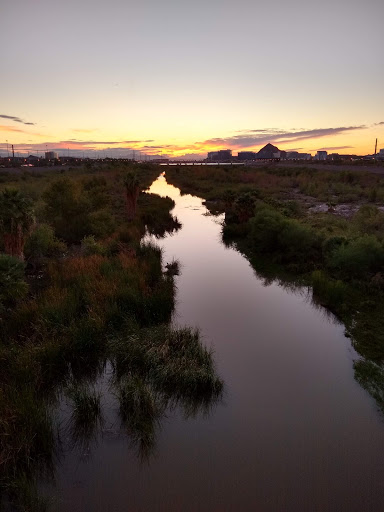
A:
[111,325,224,404]
[66,384,103,448]
[116,375,165,459]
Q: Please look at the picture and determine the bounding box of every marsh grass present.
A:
[165,259,180,277]
[3,474,52,512]
[116,376,165,459]
[110,326,223,458]
[66,384,103,449]
[110,326,224,403]
[0,388,57,511]
[311,270,348,311]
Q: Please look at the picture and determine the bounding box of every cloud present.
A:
[0,114,35,126]
[0,125,29,133]
[60,140,122,146]
[310,146,354,151]
[200,126,366,150]
[375,122,384,125]
[124,140,154,144]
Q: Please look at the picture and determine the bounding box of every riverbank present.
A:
[165,164,384,411]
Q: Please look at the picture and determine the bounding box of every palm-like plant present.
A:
[123,172,140,219]
[0,188,35,260]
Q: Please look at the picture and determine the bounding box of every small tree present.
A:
[123,172,140,220]
[0,189,35,260]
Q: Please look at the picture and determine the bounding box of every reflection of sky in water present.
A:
[54,175,384,512]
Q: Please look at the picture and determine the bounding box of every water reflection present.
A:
[223,219,384,413]
[60,325,223,456]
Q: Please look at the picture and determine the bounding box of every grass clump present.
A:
[116,375,164,459]
[66,384,103,448]
[165,259,180,276]
[111,325,224,403]
[0,387,56,511]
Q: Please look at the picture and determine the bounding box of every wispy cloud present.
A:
[200,126,366,150]
[310,146,354,151]
[0,114,35,126]
[60,140,122,146]
[0,125,29,133]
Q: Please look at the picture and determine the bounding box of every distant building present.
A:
[45,151,59,160]
[378,149,384,159]
[26,154,39,163]
[152,158,169,163]
[237,151,257,161]
[315,151,327,161]
[327,153,342,161]
[257,143,280,159]
[286,151,312,160]
[207,149,232,162]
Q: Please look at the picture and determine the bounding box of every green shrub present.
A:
[42,177,111,242]
[353,205,384,238]
[328,235,384,279]
[25,224,66,262]
[248,206,322,266]
[311,270,347,310]
[88,210,116,237]
[0,254,28,311]
[81,235,105,256]
[322,235,347,260]
[42,178,91,242]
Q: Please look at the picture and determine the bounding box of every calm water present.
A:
[53,175,384,511]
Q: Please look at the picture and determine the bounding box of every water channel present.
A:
[53,174,384,511]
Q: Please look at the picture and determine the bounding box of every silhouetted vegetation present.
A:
[0,188,34,259]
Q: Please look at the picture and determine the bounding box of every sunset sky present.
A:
[1,0,383,158]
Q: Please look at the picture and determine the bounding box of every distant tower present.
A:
[374,138,378,158]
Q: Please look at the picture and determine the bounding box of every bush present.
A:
[311,270,347,310]
[42,178,91,242]
[353,205,384,238]
[322,235,347,260]
[0,254,28,312]
[328,235,384,279]
[88,210,116,238]
[248,206,322,266]
[81,235,105,256]
[25,224,66,263]
[42,178,111,242]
